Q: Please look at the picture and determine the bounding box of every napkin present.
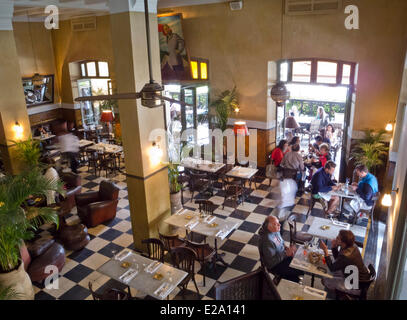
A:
[205,216,216,224]
[154,282,175,299]
[304,286,326,298]
[215,229,229,239]
[291,258,311,269]
[145,261,162,274]
[119,268,138,284]
[331,220,350,229]
[175,208,188,215]
[115,250,131,261]
[187,220,199,230]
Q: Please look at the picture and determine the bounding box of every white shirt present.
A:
[44,167,59,205]
[58,133,79,153]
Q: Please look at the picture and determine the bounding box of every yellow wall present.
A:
[12,22,60,103]
[162,0,407,131]
[51,15,115,104]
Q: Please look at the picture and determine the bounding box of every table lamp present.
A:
[233,121,249,136]
[100,110,114,135]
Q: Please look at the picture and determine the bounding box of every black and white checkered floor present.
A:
[33,165,369,300]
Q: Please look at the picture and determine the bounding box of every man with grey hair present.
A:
[258,216,304,282]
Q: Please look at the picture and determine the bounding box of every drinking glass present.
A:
[167,270,173,284]
[112,250,118,260]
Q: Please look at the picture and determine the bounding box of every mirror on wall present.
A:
[22,75,54,107]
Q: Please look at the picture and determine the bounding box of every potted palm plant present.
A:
[0,139,63,299]
[168,162,182,214]
[350,129,389,175]
[211,86,238,132]
[0,284,20,300]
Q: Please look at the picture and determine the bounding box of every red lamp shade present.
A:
[100,110,114,122]
[233,121,249,136]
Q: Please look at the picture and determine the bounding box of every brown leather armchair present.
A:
[59,172,82,216]
[20,237,65,283]
[75,180,120,228]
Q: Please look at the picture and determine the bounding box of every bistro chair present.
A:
[158,231,185,254]
[98,152,116,177]
[85,149,99,176]
[185,239,216,287]
[222,179,244,209]
[141,238,165,263]
[287,214,313,245]
[214,267,281,300]
[306,186,328,217]
[352,192,380,231]
[88,281,131,300]
[188,172,212,200]
[170,247,200,298]
[177,172,190,205]
[335,264,376,300]
[196,200,215,216]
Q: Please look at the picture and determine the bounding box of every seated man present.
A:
[344,164,379,215]
[258,216,304,283]
[309,135,323,153]
[319,230,370,298]
[310,161,340,216]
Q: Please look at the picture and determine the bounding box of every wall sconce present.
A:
[12,121,23,140]
[234,106,240,113]
[385,122,393,132]
[149,140,163,166]
[381,188,399,207]
[190,58,209,80]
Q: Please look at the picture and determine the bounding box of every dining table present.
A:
[277,278,327,300]
[226,166,258,202]
[79,139,94,149]
[33,134,56,142]
[305,216,367,244]
[329,184,358,212]
[289,244,333,287]
[164,208,239,267]
[86,142,124,173]
[180,157,225,173]
[97,249,187,300]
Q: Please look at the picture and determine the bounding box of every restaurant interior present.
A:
[0,0,407,302]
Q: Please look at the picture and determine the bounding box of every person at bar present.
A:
[319,230,370,298]
[310,161,340,216]
[258,216,304,283]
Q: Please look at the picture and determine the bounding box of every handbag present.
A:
[266,162,278,179]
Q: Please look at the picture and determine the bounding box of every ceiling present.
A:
[11,0,229,21]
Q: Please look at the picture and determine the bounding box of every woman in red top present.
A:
[271,139,288,166]
[317,143,332,168]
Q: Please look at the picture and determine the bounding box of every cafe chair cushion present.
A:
[75,180,120,228]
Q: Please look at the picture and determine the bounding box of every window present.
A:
[292,60,312,82]
[189,57,209,81]
[280,62,289,82]
[317,61,337,84]
[342,64,351,85]
[79,60,110,78]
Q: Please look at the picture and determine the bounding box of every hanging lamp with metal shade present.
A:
[140,0,164,108]
[270,82,290,106]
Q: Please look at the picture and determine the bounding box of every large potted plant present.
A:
[350,129,389,176]
[0,139,63,300]
[211,86,238,132]
[168,162,182,214]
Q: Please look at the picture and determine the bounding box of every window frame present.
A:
[79,60,110,79]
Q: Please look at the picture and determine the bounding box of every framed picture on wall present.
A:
[157,13,192,81]
[22,74,54,107]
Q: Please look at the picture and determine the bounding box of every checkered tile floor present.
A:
[33,165,369,300]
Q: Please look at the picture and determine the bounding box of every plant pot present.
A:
[170,191,182,214]
[0,262,34,300]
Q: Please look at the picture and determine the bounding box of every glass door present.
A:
[77,79,94,128]
[196,86,209,145]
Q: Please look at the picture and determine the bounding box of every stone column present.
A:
[108,0,171,250]
[0,0,31,174]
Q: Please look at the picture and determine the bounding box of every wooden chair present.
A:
[335,264,376,300]
[170,247,200,298]
[185,239,216,287]
[158,231,185,254]
[88,281,131,300]
[196,200,215,216]
[306,188,328,217]
[85,149,99,176]
[188,172,212,200]
[98,153,116,177]
[214,267,281,300]
[287,214,313,245]
[353,193,380,231]
[177,172,190,205]
[222,179,244,209]
[141,238,165,263]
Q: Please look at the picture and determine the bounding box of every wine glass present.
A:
[167,270,173,284]
[112,249,118,260]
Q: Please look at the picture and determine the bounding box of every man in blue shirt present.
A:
[344,164,379,214]
[258,216,304,282]
[310,161,340,216]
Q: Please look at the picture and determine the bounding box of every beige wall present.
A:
[51,15,115,104]
[12,22,60,103]
[163,0,407,132]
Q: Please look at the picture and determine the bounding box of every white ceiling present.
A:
[11,0,229,21]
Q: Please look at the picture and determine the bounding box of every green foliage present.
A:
[0,168,63,272]
[168,162,181,194]
[11,138,42,170]
[211,86,238,131]
[0,284,20,300]
[350,129,389,173]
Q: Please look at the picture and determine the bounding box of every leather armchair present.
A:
[75,180,120,228]
[21,237,65,283]
[59,172,82,216]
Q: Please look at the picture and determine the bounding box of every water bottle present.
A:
[345,178,350,195]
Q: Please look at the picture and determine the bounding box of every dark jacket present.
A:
[325,244,370,282]
[311,168,335,194]
[258,227,286,270]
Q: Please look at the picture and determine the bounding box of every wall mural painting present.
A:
[158,14,191,81]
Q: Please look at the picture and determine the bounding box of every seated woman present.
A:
[312,143,332,169]
[319,128,331,146]
[344,164,379,216]
[281,144,304,177]
[270,139,288,167]
[319,230,370,298]
[258,216,304,283]
[288,136,300,151]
